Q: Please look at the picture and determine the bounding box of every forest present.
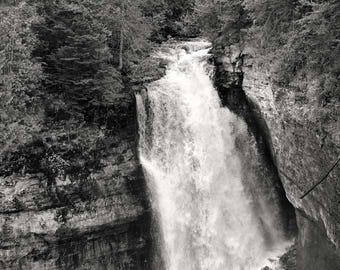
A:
[0,0,196,180]
[1,0,339,180]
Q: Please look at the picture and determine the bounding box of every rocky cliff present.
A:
[213,42,340,269]
[0,89,152,270]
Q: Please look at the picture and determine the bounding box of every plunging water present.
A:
[136,41,290,270]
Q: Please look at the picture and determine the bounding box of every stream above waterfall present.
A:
[136,40,292,270]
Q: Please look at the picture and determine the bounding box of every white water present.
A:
[136,41,289,270]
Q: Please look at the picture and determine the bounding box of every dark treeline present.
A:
[1,0,339,180]
[0,0,196,179]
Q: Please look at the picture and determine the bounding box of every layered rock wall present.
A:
[214,42,340,269]
[0,91,151,270]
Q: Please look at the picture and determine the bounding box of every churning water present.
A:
[136,41,290,270]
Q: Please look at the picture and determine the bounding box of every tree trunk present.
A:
[119,27,123,71]
[118,0,125,71]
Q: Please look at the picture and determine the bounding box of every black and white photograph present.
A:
[0,0,339,269]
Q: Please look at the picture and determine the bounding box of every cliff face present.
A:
[0,90,151,270]
[214,42,340,269]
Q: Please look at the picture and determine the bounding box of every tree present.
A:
[98,0,152,71]
[33,0,123,121]
[0,1,43,156]
[139,0,168,41]
[191,0,250,40]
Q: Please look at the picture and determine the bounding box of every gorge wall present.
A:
[213,41,340,270]
[0,89,152,270]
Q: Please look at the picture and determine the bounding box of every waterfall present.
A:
[136,41,290,270]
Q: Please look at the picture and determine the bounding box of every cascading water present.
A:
[136,41,290,270]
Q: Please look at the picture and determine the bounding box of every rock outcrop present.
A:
[214,42,340,269]
[0,90,152,270]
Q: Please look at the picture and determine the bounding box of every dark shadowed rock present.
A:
[213,39,340,269]
[0,85,153,269]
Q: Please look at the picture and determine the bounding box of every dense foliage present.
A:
[0,2,43,157]
[192,0,339,103]
[0,0,195,180]
[1,0,338,181]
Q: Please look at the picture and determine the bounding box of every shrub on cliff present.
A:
[241,0,339,98]
[275,2,340,88]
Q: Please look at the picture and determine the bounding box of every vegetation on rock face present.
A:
[2,0,338,196]
[0,0,196,188]
[192,0,339,145]
[245,0,340,93]
[194,0,339,102]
